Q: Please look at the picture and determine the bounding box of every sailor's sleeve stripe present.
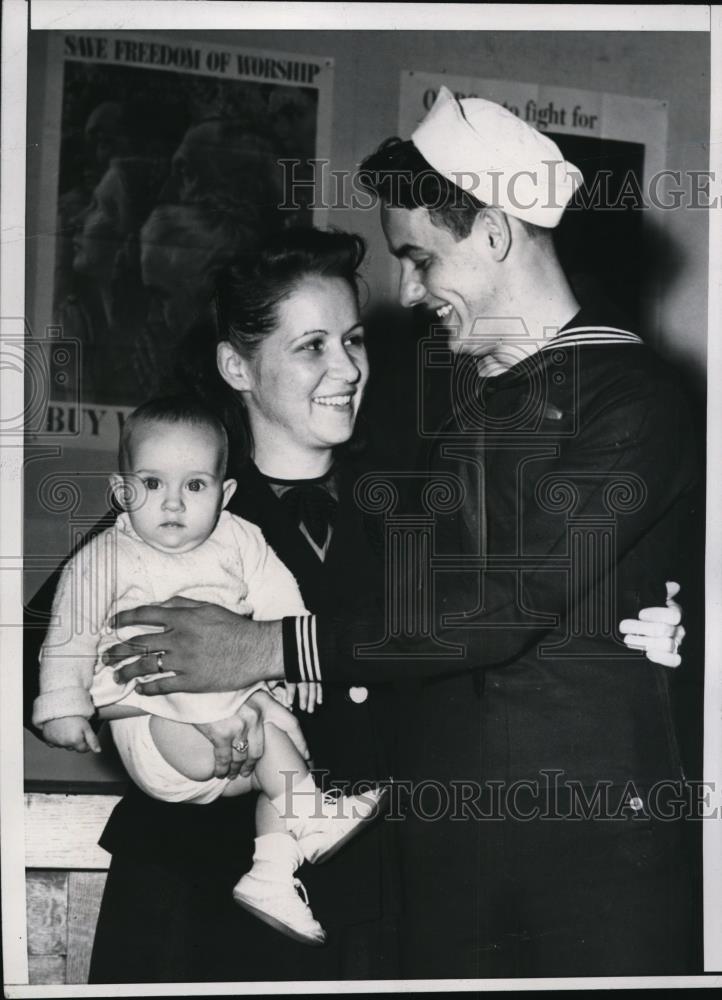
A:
[282,615,322,683]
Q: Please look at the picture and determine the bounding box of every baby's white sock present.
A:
[247,832,303,884]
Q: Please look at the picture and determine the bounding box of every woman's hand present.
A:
[103,598,284,695]
[193,699,265,779]
[620,581,685,668]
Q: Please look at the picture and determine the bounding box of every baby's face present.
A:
[120,423,231,554]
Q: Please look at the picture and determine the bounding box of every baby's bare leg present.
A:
[227,726,313,806]
[253,722,310,799]
[149,716,254,793]
[255,790,287,833]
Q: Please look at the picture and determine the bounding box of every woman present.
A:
[87,227,401,983]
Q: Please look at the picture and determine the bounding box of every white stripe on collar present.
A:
[541,325,643,350]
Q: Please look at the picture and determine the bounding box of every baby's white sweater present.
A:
[33,511,306,727]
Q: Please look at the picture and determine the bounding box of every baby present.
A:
[34,396,386,946]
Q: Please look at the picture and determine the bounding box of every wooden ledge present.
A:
[24,792,121,870]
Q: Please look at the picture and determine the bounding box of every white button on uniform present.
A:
[349,686,368,704]
[629,796,644,811]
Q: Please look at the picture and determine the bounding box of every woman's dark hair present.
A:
[358,137,486,241]
[179,226,367,469]
[216,226,366,358]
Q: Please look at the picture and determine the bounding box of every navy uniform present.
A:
[282,311,700,977]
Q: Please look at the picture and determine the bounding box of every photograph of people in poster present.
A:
[42,35,333,414]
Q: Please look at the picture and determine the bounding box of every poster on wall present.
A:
[30,34,334,448]
[399,72,669,338]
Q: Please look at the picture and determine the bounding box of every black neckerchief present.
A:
[261,468,338,550]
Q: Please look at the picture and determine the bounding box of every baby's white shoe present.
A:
[233,871,326,946]
[292,784,390,865]
[234,831,325,945]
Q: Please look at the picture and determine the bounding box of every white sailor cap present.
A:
[411,86,583,229]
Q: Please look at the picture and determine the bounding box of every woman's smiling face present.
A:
[231,275,369,466]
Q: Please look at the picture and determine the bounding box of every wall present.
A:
[24,28,710,783]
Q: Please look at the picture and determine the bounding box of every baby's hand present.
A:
[42,717,101,754]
